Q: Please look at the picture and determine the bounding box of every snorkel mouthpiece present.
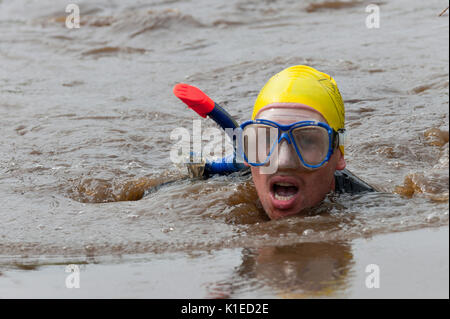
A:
[173,83,215,118]
[173,82,245,176]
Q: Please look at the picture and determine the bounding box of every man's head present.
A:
[247,65,346,219]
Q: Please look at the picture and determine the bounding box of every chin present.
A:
[267,208,303,220]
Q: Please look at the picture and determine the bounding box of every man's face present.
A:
[250,104,346,220]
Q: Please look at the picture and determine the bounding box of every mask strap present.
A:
[338,129,346,147]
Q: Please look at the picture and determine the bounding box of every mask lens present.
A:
[292,126,330,166]
[242,124,278,164]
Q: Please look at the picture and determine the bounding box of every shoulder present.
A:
[334,169,377,194]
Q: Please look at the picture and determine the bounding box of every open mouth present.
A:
[272,183,299,201]
[269,177,300,210]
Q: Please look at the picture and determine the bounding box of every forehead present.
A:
[256,104,327,125]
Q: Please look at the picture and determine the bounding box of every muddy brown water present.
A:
[0,0,448,298]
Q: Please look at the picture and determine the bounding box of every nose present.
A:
[276,139,301,170]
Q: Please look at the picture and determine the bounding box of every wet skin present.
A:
[250,104,346,220]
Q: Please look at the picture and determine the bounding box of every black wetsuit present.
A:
[334,168,376,194]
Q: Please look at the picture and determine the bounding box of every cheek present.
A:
[308,160,337,190]
[251,168,269,194]
[251,167,263,187]
[326,151,341,172]
[300,157,337,193]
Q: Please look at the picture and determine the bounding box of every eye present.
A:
[242,124,278,163]
[292,126,330,165]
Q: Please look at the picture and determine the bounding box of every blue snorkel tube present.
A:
[173,83,247,176]
[202,103,247,175]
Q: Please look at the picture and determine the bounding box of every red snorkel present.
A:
[173,83,215,118]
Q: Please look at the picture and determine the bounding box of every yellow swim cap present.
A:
[252,65,345,154]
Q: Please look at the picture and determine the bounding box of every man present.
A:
[241,65,374,219]
[165,65,375,217]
